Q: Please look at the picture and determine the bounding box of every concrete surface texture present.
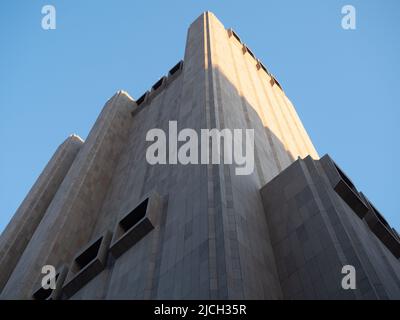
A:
[260,155,400,299]
[0,12,398,300]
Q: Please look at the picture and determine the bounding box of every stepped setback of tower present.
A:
[1,12,399,300]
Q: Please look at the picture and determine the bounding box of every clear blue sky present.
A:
[0,0,399,233]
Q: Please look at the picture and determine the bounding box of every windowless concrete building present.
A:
[1,12,399,300]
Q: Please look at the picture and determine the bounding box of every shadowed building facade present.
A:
[0,12,399,300]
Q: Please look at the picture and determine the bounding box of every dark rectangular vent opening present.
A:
[231,30,241,43]
[274,77,283,90]
[269,74,283,90]
[334,164,356,192]
[369,202,390,228]
[75,238,102,270]
[120,198,149,232]
[332,164,368,218]
[33,288,52,300]
[136,93,147,105]
[32,273,60,300]
[110,193,162,259]
[169,61,182,76]
[260,62,268,73]
[152,78,164,91]
[62,232,111,299]
[334,181,368,218]
[246,46,255,59]
[365,201,400,258]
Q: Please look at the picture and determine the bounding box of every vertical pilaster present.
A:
[0,135,83,293]
[1,91,134,299]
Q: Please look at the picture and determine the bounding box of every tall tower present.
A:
[1,12,399,300]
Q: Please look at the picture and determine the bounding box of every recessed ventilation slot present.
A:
[32,273,60,300]
[270,75,283,91]
[136,92,148,106]
[31,266,68,300]
[110,193,162,259]
[333,164,368,218]
[323,155,400,258]
[227,28,242,43]
[152,77,165,92]
[120,198,148,233]
[361,193,400,258]
[62,231,112,299]
[273,77,283,90]
[226,28,283,92]
[335,164,357,193]
[133,61,183,111]
[168,60,183,76]
[370,202,390,228]
[245,46,256,59]
[257,60,269,74]
[75,239,102,271]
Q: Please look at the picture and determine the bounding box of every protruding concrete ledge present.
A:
[260,154,400,299]
[334,180,368,218]
[110,192,163,259]
[31,265,68,300]
[320,155,369,218]
[62,231,112,299]
[360,193,400,258]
